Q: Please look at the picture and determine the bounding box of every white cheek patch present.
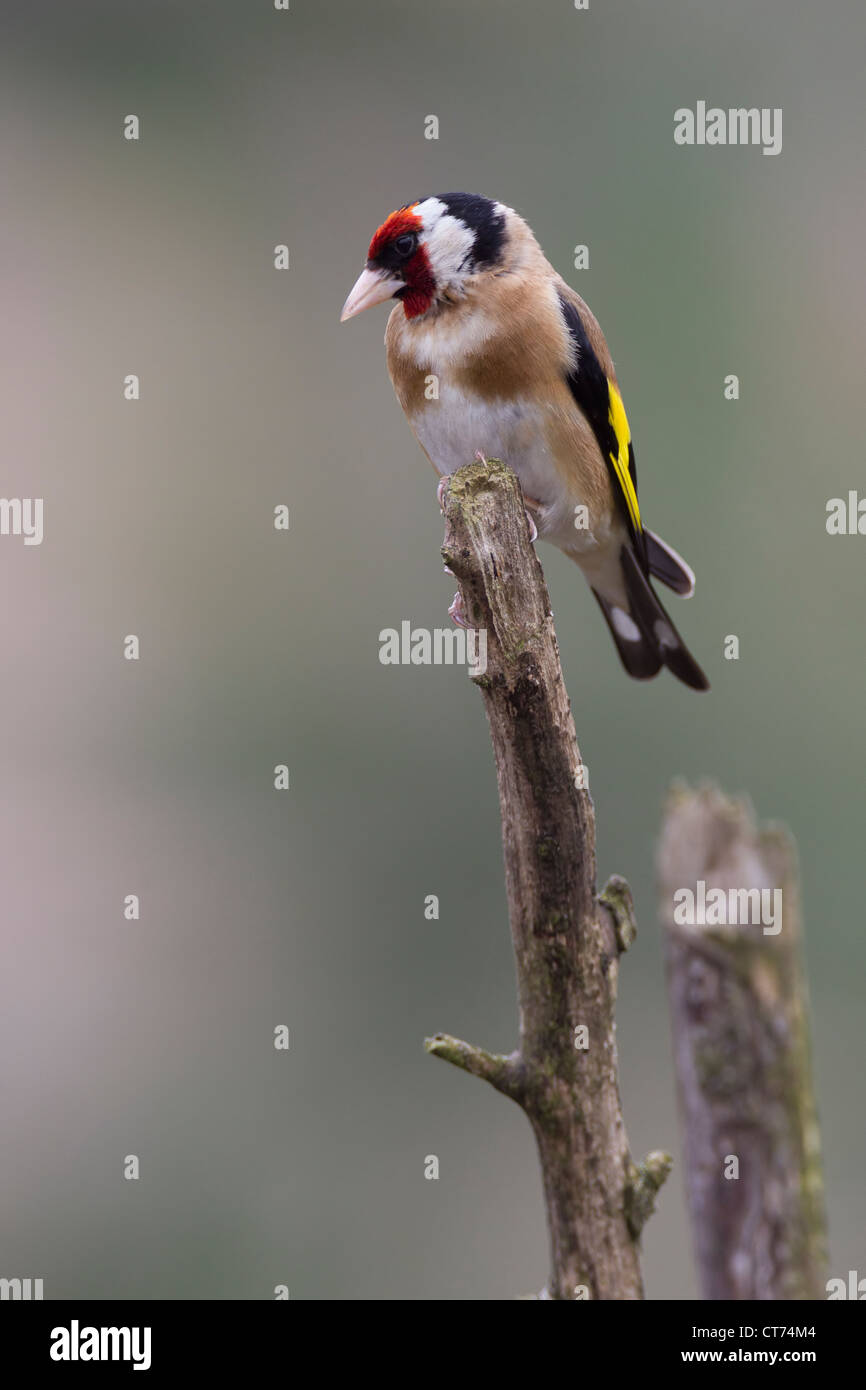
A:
[611,608,642,643]
[416,197,477,288]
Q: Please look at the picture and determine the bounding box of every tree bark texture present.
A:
[658,784,827,1299]
[425,458,670,1300]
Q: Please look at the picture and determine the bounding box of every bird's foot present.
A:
[521,491,543,543]
[448,591,471,629]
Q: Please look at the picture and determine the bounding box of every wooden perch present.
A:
[424,457,670,1300]
[658,784,827,1299]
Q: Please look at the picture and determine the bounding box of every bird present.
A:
[340,192,709,690]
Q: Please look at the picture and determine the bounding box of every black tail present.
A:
[644,528,695,596]
[592,546,709,691]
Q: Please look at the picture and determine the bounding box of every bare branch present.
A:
[429,458,668,1300]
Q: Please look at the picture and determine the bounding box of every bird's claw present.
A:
[448,591,471,629]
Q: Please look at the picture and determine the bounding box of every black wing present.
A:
[556,290,648,574]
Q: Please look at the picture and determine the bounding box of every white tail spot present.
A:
[612,608,641,642]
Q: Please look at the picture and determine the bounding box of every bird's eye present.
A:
[393,233,417,258]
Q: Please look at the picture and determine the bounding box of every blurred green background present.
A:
[1,0,863,1299]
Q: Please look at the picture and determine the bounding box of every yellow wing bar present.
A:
[607,384,642,537]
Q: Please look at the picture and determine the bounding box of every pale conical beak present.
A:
[340,265,404,322]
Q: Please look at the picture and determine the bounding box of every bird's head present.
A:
[340,192,509,324]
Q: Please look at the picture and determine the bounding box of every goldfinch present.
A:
[341,192,709,690]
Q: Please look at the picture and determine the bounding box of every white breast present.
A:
[389,277,609,555]
[411,388,552,492]
[410,387,591,549]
